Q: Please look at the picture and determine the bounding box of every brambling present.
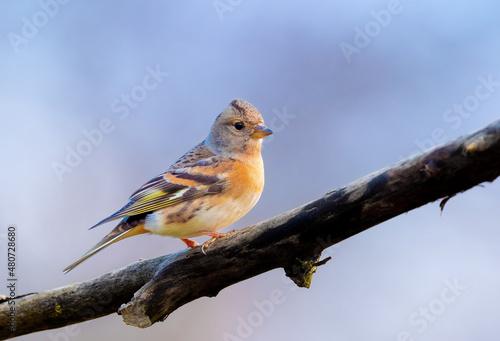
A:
[64,99,273,273]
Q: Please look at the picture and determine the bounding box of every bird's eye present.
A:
[233,122,245,130]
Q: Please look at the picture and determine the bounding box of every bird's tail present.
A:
[63,220,148,273]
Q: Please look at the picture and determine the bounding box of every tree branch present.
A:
[2,119,500,339]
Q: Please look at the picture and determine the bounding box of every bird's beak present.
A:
[250,125,273,139]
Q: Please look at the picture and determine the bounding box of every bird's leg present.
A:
[201,231,227,255]
[180,238,199,248]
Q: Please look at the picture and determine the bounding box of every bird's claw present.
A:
[200,231,227,255]
[201,238,216,255]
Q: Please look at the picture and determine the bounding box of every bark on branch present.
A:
[2,119,500,339]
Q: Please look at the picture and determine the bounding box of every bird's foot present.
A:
[201,231,227,255]
[180,238,199,248]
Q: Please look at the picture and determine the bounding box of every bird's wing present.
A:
[88,141,231,229]
[89,166,226,229]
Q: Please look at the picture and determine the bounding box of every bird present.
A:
[63,99,273,273]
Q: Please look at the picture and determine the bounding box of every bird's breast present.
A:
[144,157,265,238]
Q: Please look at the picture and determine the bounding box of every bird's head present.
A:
[205,99,273,161]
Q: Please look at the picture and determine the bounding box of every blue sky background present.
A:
[2,1,500,340]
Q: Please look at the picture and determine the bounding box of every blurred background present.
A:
[1,1,500,340]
